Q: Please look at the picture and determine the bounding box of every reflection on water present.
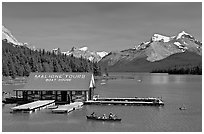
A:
[2,73,202,132]
[150,75,169,84]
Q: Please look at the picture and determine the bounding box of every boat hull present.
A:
[86,115,121,121]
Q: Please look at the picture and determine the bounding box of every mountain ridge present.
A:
[2,25,108,62]
[60,46,108,62]
[2,25,36,50]
[100,31,202,72]
[2,25,201,73]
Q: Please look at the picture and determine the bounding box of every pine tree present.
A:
[53,59,62,72]
[7,58,16,78]
[2,61,9,76]
[24,64,31,76]
[93,61,101,76]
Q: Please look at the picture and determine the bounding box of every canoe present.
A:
[86,115,121,121]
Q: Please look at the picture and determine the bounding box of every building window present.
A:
[75,91,82,95]
[46,91,53,95]
[28,91,33,95]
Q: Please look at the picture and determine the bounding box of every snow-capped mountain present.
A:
[2,25,108,61]
[134,31,202,62]
[2,25,24,46]
[79,46,88,51]
[61,46,108,62]
[2,25,36,50]
[52,48,61,55]
[99,31,202,72]
[96,51,109,58]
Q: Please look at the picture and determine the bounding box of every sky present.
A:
[2,2,202,52]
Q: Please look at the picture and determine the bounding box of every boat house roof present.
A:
[15,72,95,91]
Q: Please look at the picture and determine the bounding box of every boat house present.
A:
[14,72,95,104]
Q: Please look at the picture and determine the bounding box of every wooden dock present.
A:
[84,97,164,106]
[11,100,55,112]
[93,97,162,101]
[52,102,83,113]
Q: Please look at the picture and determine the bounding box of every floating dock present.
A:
[84,97,164,106]
[11,100,55,112]
[52,102,83,113]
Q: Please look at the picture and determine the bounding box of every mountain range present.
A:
[2,25,108,62]
[60,47,108,62]
[2,25,202,73]
[99,31,202,72]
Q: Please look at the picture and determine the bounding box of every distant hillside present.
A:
[99,31,202,74]
[60,46,108,62]
[100,52,201,72]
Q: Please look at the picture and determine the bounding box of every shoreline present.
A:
[2,72,201,85]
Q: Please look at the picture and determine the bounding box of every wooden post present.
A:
[87,91,89,101]
[83,91,86,101]
[67,91,70,104]
[70,91,72,103]
[16,90,18,98]
[23,91,28,101]
[55,91,58,101]
[40,91,42,100]
[88,88,91,100]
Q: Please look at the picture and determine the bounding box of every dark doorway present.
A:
[61,91,67,102]
[67,94,71,104]
[23,91,28,101]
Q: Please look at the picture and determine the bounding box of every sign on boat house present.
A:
[14,72,95,103]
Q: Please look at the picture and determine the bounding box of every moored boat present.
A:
[86,115,121,121]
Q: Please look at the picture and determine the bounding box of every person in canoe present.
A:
[102,114,107,119]
[109,112,116,119]
[91,112,96,117]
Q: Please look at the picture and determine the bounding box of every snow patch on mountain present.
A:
[176,31,191,39]
[2,25,37,50]
[151,34,171,42]
[79,46,88,51]
[52,48,61,55]
[135,41,151,50]
[113,31,202,63]
[2,25,23,46]
[174,42,188,50]
[88,56,94,61]
[96,51,109,58]
[61,46,108,62]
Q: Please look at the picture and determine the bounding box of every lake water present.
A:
[2,73,202,132]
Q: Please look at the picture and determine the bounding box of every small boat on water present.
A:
[179,106,187,110]
[179,104,187,110]
[86,115,121,121]
[100,82,106,85]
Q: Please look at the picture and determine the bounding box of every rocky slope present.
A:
[2,25,35,49]
[99,31,202,72]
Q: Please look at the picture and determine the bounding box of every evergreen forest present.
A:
[2,40,101,78]
[151,64,202,75]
